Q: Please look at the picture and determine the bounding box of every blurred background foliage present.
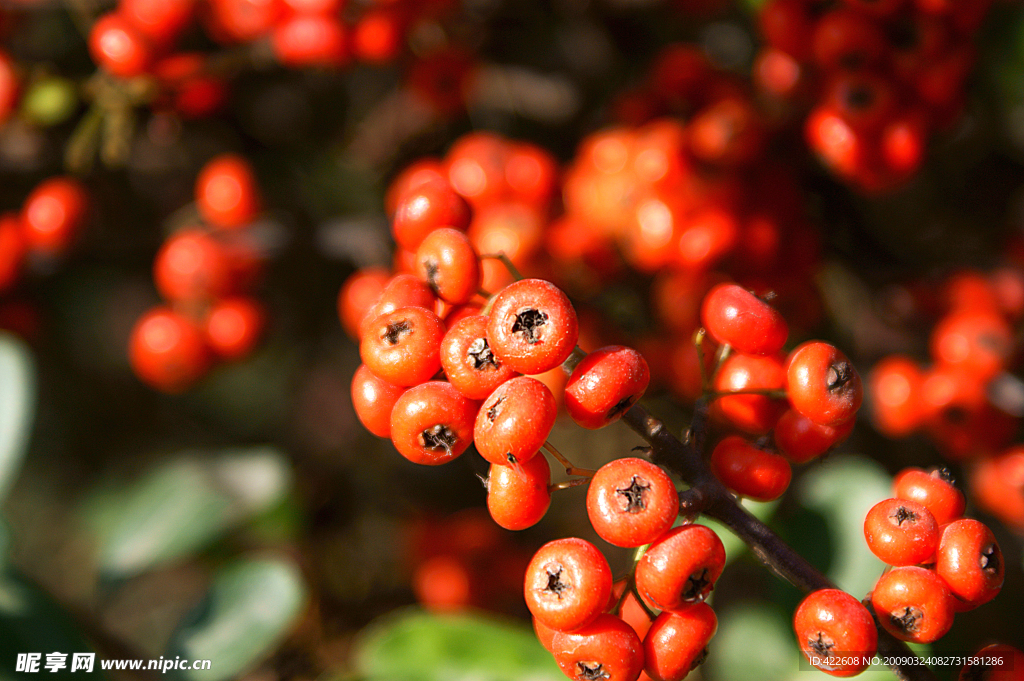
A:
[2,0,1024,680]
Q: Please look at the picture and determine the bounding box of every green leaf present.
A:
[0,570,102,681]
[353,608,563,681]
[795,455,890,597]
[166,556,307,681]
[707,602,799,681]
[0,332,36,505]
[84,447,292,578]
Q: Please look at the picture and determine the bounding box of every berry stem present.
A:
[549,477,592,492]
[480,252,525,281]
[543,440,596,478]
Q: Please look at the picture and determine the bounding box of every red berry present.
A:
[153,229,235,303]
[351,364,406,438]
[957,644,1024,681]
[635,524,726,612]
[439,315,516,400]
[338,267,391,339]
[935,518,1003,610]
[128,306,211,393]
[388,381,477,465]
[392,179,471,251]
[486,454,551,531]
[773,408,854,464]
[929,310,1012,383]
[360,306,445,387]
[415,227,480,305]
[892,467,965,526]
[358,273,436,339]
[524,537,612,632]
[550,614,644,681]
[711,352,787,435]
[565,346,650,430]
[120,0,195,47]
[0,213,26,294]
[21,177,89,254]
[700,283,788,356]
[786,342,862,427]
[88,13,153,79]
[863,498,939,566]
[586,457,678,548]
[473,376,556,466]
[487,278,579,375]
[271,14,348,68]
[710,436,792,502]
[793,589,877,677]
[203,297,265,360]
[351,8,405,64]
[644,603,717,681]
[868,356,924,438]
[195,154,261,230]
[871,566,954,644]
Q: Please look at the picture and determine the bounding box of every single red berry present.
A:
[700,283,788,356]
[586,457,678,548]
[929,310,1012,384]
[473,376,556,466]
[935,518,1003,610]
[128,306,211,393]
[358,273,436,339]
[505,142,559,207]
[871,565,954,644]
[338,267,391,339]
[524,537,612,632]
[360,306,445,387]
[270,14,348,68]
[195,154,261,230]
[711,352,787,435]
[0,213,26,294]
[868,355,924,438]
[644,603,717,681]
[120,0,195,47]
[787,341,862,427]
[415,227,480,305]
[0,51,19,127]
[88,13,153,79]
[351,8,405,64]
[793,589,877,677]
[565,346,650,430]
[486,454,551,531]
[153,229,235,303]
[710,436,792,502]
[957,643,1024,681]
[388,381,477,465]
[203,297,265,360]
[823,72,897,134]
[385,159,446,217]
[773,408,854,464]
[550,614,644,681]
[864,498,939,566]
[392,178,471,251]
[487,278,579,375]
[439,315,516,400]
[351,363,406,438]
[204,0,283,43]
[21,177,89,254]
[893,467,965,526]
[811,8,888,71]
[635,524,726,612]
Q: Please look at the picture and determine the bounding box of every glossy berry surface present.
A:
[550,613,644,681]
[700,283,788,355]
[565,345,650,429]
[350,364,405,438]
[773,408,854,464]
[893,467,965,526]
[524,537,612,632]
[643,603,717,681]
[392,179,471,251]
[486,454,551,531]
[710,436,792,502]
[636,524,726,612]
[487,279,579,375]
[935,518,1004,610]
[871,565,954,644]
[473,376,556,466]
[439,315,516,400]
[793,589,877,677]
[388,381,477,465]
[711,352,787,435]
[586,457,678,548]
[359,306,445,387]
[863,498,939,566]
[787,342,862,427]
[414,227,480,305]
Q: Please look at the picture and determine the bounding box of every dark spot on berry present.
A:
[544,567,569,599]
[616,475,651,513]
[486,396,504,421]
[890,606,922,634]
[691,646,710,671]
[383,320,413,345]
[511,308,548,345]
[809,632,835,658]
[930,467,956,485]
[890,505,918,526]
[826,361,855,392]
[606,395,636,421]
[423,259,440,293]
[941,406,968,425]
[980,543,1000,575]
[506,452,518,465]
[845,85,875,111]
[887,20,918,50]
[575,662,609,680]
[467,337,498,370]
[420,424,458,453]
[682,568,711,602]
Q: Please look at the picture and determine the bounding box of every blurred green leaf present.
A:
[353,608,563,681]
[795,455,890,598]
[84,447,292,578]
[702,498,779,564]
[166,556,307,681]
[0,570,101,680]
[707,602,798,681]
[0,332,35,505]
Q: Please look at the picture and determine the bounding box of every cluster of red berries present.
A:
[87,0,459,111]
[757,0,995,191]
[128,153,266,393]
[702,284,860,500]
[0,176,90,296]
[794,466,1004,677]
